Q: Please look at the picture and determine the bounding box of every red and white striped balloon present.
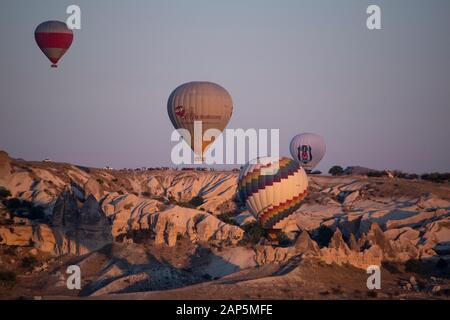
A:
[34,21,73,68]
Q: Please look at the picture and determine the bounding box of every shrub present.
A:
[331,286,344,295]
[177,201,195,209]
[393,171,407,179]
[381,261,401,274]
[152,196,166,202]
[328,166,344,176]
[404,259,422,273]
[166,195,176,204]
[0,270,17,286]
[21,256,37,269]
[3,219,14,226]
[241,222,264,245]
[96,178,104,185]
[134,229,156,243]
[174,199,203,208]
[217,212,239,226]
[123,229,156,244]
[421,173,450,184]
[123,203,133,210]
[2,198,46,221]
[2,198,22,210]
[276,231,291,246]
[367,170,387,177]
[0,187,11,200]
[4,246,18,256]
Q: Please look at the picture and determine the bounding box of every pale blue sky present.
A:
[1,0,449,173]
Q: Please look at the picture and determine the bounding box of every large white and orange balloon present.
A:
[34,21,73,68]
[167,82,233,159]
[290,133,326,172]
[238,157,308,232]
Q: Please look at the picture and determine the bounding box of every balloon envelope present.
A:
[35,21,73,68]
[290,133,326,171]
[167,82,233,159]
[238,157,308,230]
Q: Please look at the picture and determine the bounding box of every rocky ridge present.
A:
[0,151,449,298]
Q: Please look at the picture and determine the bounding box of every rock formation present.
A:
[0,150,12,179]
[1,152,449,299]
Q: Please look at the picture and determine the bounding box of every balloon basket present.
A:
[51,64,58,68]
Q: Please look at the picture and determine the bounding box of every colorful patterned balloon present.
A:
[238,157,308,230]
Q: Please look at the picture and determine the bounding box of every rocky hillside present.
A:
[0,150,449,299]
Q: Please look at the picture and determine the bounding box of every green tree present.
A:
[241,222,264,245]
[0,270,17,286]
[276,231,291,246]
[328,165,344,176]
[21,256,37,270]
[0,187,11,200]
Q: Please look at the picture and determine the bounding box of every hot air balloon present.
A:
[290,133,326,172]
[34,21,73,68]
[238,157,308,240]
[167,82,233,160]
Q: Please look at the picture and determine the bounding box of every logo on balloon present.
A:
[175,106,186,119]
[298,145,312,164]
[290,133,326,172]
